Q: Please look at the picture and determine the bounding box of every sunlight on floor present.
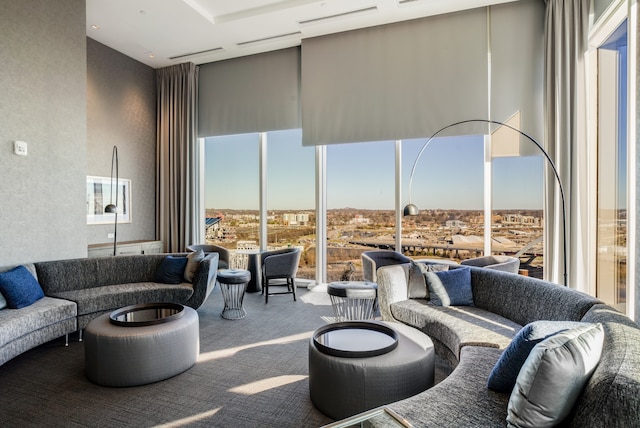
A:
[197,331,313,363]
[152,408,221,427]
[300,283,333,306]
[228,375,308,395]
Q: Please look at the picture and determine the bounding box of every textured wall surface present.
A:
[0,0,87,264]
[86,38,157,245]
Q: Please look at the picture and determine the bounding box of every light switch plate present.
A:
[14,141,28,156]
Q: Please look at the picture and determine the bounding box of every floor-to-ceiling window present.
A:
[203,131,547,284]
[491,155,544,277]
[266,129,316,279]
[326,141,395,282]
[204,131,316,276]
[595,19,628,313]
[401,135,485,264]
[204,133,260,266]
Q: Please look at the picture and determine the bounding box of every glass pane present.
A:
[402,135,484,264]
[266,129,316,280]
[492,155,544,278]
[204,133,260,268]
[327,141,395,282]
[596,21,627,313]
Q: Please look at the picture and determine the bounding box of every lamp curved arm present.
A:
[406,119,567,286]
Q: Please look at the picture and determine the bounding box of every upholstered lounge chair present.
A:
[261,248,301,303]
[187,244,231,270]
[460,255,520,274]
[361,250,412,283]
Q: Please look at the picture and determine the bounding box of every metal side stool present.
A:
[327,281,378,321]
[217,269,251,320]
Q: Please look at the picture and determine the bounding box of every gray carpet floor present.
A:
[0,285,449,427]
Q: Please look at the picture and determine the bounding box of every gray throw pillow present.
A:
[0,291,7,310]
[184,249,205,283]
[487,320,589,392]
[425,266,473,306]
[408,262,449,299]
[506,323,604,428]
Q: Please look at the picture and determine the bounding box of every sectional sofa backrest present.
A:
[469,267,600,325]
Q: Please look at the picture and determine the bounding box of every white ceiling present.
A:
[86,0,516,69]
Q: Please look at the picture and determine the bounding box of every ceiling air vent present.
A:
[169,47,224,60]
[237,31,302,47]
[298,6,378,26]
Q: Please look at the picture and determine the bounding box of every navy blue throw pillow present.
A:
[487,320,589,392]
[154,256,188,284]
[425,266,473,306]
[0,265,45,309]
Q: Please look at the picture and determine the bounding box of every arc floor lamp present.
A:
[105,145,119,256]
[403,119,567,286]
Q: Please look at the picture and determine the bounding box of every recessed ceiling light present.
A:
[140,10,146,15]
[148,53,156,58]
[91,24,100,30]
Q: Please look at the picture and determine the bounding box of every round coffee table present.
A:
[84,303,199,387]
[309,321,434,420]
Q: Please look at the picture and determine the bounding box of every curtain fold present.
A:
[543,0,589,288]
[156,62,200,252]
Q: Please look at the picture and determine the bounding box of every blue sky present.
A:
[204,131,543,211]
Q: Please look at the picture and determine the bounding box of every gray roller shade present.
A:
[301,0,544,147]
[490,0,544,156]
[198,47,300,138]
[301,8,489,146]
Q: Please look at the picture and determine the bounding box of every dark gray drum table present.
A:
[309,321,434,420]
[84,303,199,387]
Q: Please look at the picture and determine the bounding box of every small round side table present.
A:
[327,281,378,321]
[217,269,251,320]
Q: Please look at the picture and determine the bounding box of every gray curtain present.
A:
[156,62,200,252]
[544,0,589,287]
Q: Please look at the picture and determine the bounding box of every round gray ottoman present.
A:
[84,305,199,387]
[309,321,434,420]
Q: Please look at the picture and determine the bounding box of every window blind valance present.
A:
[198,47,300,138]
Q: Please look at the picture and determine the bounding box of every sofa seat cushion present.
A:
[49,282,193,316]
[388,346,509,427]
[0,297,77,348]
[391,299,522,359]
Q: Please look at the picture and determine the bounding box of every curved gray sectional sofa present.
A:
[374,263,640,427]
[0,253,218,366]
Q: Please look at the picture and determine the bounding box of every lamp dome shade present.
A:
[104,204,117,214]
[403,204,419,216]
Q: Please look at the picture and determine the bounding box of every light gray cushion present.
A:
[0,292,6,310]
[507,323,604,428]
[487,320,589,393]
[426,266,473,306]
[408,262,449,299]
[184,249,205,283]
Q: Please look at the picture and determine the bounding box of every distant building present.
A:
[445,220,466,228]
[283,213,309,226]
[237,240,258,250]
[502,214,540,226]
[349,214,370,225]
[205,217,236,240]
